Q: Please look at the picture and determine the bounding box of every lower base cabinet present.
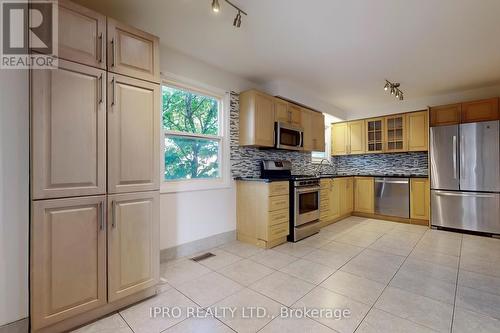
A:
[31,191,159,332]
[320,177,354,225]
[31,196,107,330]
[354,177,374,214]
[410,178,430,221]
[108,191,160,302]
[236,181,290,248]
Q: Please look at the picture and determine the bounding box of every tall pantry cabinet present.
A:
[30,1,161,332]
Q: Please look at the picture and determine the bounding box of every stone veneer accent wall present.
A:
[230,92,429,178]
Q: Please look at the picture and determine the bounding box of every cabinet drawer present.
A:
[269,182,289,196]
[268,222,289,240]
[269,195,289,211]
[269,209,289,226]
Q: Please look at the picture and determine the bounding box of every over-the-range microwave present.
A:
[275,122,304,150]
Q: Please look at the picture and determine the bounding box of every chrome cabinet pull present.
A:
[112,201,117,228]
[111,77,116,106]
[99,201,104,230]
[98,74,103,104]
[111,38,115,67]
[97,33,103,63]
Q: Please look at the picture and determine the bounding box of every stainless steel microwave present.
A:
[275,122,303,150]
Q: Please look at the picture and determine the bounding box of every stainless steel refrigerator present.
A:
[430,120,500,234]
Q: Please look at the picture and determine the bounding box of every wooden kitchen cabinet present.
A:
[107,191,160,302]
[385,114,407,152]
[331,122,349,155]
[461,98,499,123]
[340,177,354,215]
[57,0,106,69]
[107,74,160,194]
[354,177,374,214]
[31,196,107,330]
[365,118,385,153]
[107,18,160,83]
[332,121,365,156]
[430,103,461,127]
[274,99,301,126]
[239,90,276,147]
[348,120,366,154]
[31,59,106,199]
[407,110,429,152]
[302,108,325,152]
[410,178,430,222]
[236,181,290,248]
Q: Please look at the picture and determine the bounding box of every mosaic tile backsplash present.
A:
[230,92,428,178]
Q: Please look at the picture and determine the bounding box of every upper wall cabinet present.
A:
[430,98,500,127]
[31,60,106,200]
[274,99,301,126]
[407,110,429,152]
[58,0,106,69]
[302,108,325,152]
[348,120,366,154]
[385,114,407,152]
[365,118,384,153]
[239,90,276,147]
[331,121,365,155]
[430,103,461,126]
[333,110,428,156]
[107,74,160,194]
[461,98,499,123]
[107,18,160,83]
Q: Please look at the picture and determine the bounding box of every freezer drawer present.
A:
[375,178,410,218]
[431,190,500,234]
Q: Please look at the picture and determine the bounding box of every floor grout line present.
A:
[450,234,463,333]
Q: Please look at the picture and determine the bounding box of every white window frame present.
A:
[160,73,231,193]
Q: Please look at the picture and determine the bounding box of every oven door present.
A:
[294,187,320,226]
[276,122,303,150]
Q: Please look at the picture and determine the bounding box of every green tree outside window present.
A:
[162,85,221,180]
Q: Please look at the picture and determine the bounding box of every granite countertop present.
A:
[235,174,428,182]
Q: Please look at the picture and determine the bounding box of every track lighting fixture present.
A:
[384,80,404,101]
[212,0,220,12]
[211,0,247,28]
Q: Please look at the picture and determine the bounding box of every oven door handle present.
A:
[295,187,321,194]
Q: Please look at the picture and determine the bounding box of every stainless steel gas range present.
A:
[261,160,321,242]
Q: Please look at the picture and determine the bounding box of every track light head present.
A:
[384,82,389,91]
[233,11,242,27]
[212,0,220,12]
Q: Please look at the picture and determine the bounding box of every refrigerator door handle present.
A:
[434,191,496,199]
[452,135,457,179]
[460,135,465,181]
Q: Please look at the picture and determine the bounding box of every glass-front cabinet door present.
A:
[385,114,407,152]
[365,118,384,153]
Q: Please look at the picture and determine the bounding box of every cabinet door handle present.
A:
[112,201,117,228]
[97,33,103,63]
[98,74,103,104]
[111,38,116,67]
[111,77,116,106]
[99,202,105,230]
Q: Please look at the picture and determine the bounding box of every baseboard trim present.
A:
[160,230,236,263]
[0,318,28,333]
[352,212,430,226]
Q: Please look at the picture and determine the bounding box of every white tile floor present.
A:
[73,217,500,333]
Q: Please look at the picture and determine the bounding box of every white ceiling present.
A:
[77,0,500,117]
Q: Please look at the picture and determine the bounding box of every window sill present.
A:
[160,178,232,194]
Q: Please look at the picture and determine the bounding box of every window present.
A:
[311,113,342,163]
[161,81,229,192]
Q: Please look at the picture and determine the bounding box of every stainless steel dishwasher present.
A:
[374,177,410,218]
